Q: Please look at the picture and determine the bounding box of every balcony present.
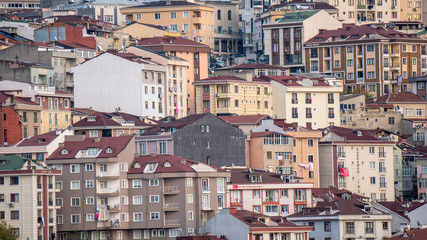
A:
[328,99,334,104]
[97,188,120,196]
[379,152,386,158]
[306,99,312,104]
[306,113,312,118]
[357,4,366,9]
[96,171,120,179]
[164,220,180,227]
[329,113,335,118]
[357,77,364,83]
[390,64,400,70]
[292,113,298,118]
[380,182,387,189]
[338,182,347,188]
[110,204,121,212]
[164,203,179,211]
[292,99,298,104]
[48,184,53,189]
[379,167,386,173]
[264,197,279,203]
[164,186,180,194]
[383,63,390,68]
[338,152,346,158]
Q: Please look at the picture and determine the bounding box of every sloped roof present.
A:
[142,114,208,135]
[260,75,331,87]
[377,201,426,220]
[230,63,288,70]
[17,130,63,147]
[108,112,151,127]
[128,154,225,174]
[138,36,209,48]
[229,168,288,185]
[73,112,121,127]
[231,210,308,228]
[196,75,270,84]
[384,228,427,240]
[324,126,381,141]
[219,115,269,125]
[124,1,205,9]
[0,155,31,170]
[47,135,133,160]
[277,10,319,23]
[375,92,426,103]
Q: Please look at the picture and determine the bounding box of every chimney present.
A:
[27,159,32,170]
[150,153,157,157]
[56,129,61,135]
[229,208,237,214]
[94,137,100,142]
[180,159,186,165]
[245,72,253,82]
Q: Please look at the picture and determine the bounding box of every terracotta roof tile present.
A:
[324,126,381,141]
[72,112,121,127]
[138,36,209,48]
[375,92,426,103]
[231,209,308,228]
[229,168,288,184]
[377,201,426,220]
[384,228,427,240]
[219,115,269,125]
[17,130,63,147]
[230,63,288,70]
[142,114,208,135]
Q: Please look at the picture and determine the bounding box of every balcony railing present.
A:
[264,197,279,202]
[338,182,347,188]
[292,113,298,118]
[306,113,312,118]
[379,167,386,173]
[295,197,306,202]
[383,63,389,67]
[328,99,334,104]
[164,203,179,211]
[338,152,346,158]
[292,99,298,104]
[329,113,335,118]
[164,186,180,194]
[164,220,180,226]
[379,152,386,158]
[306,99,312,104]
[380,182,387,188]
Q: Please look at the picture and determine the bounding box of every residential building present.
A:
[304,24,427,95]
[263,10,342,72]
[0,91,42,146]
[0,129,73,161]
[46,135,135,240]
[323,0,399,24]
[136,113,247,167]
[340,94,404,134]
[0,43,85,92]
[400,0,423,22]
[319,126,396,201]
[127,154,230,238]
[0,0,41,13]
[72,112,151,137]
[0,155,61,240]
[72,51,166,119]
[218,114,269,133]
[120,1,215,48]
[249,119,322,187]
[196,0,243,62]
[424,2,427,26]
[287,187,392,240]
[385,228,427,240]
[116,22,182,40]
[137,36,210,114]
[0,21,34,41]
[227,168,313,216]
[260,75,342,128]
[51,0,147,26]
[214,63,289,77]
[71,107,100,124]
[177,236,227,240]
[0,81,73,134]
[0,59,54,86]
[372,201,427,233]
[408,75,427,100]
[391,21,424,34]
[416,154,427,199]
[199,208,313,240]
[126,45,189,118]
[193,74,273,116]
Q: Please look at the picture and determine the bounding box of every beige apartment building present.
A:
[305,24,427,96]
[319,126,396,201]
[126,45,189,119]
[326,0,399,24]
[260,75,342,129]
[120,1,215,49]
[0,155,61,240]
[400,0,423,21]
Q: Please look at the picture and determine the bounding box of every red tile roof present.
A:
[377,201,426,220]
[47,135,133,160]
[260,75,331,87]
[108,112,151,127]
[230,63,288,70]
[230,209,309,229]
[142,114,208,135]
[195,75,270,84]
[73,112,121,127]
[366,103,394,109]
[17,130,63,147]
[138,36,209,48]
[128,154,225,174]
[384,228,427,240]
[229,168,290,185]
[219,115,269,125]
[124,1,204,9]
[324,126,381,141]
[375,92,426,103]
[306,24,419,43]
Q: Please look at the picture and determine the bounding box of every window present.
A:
[159,141,167,154]
[217,178,224,192]
[154,12,160,19]
[86,214,95,222]
[406,108,414,116]
[417,109,425,116]
[183,11,188,18]
[383,222,389,230]
[150,212,159,220]
[365,222,374,233]
[218,195,224,209]
[71,164,80,173]
[133,179,142,188]
[370,177,376,184]
[10,177,19,185]
[86,197,94,205]
[71,197,80,207]
[170,12,176,19]
[149,179,159,186]
[202,179,209,192]
[149,195,159,203]
[11,211,19,220]
[187,178,193,187]
[133,213,143,222]
[85,164,93,171]
[71,181,80,190]
[10,193,19,202]
[324,222,331,231]
[187,194,193,203]
[71,214,80,223]
[217,10,221,20]
[85,180,94,188]
[345,222,355,233]
[389,117,395,125]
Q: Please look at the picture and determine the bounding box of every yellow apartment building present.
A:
[120,1,215,48]
[194,73,273,116]
[36,89,73,133]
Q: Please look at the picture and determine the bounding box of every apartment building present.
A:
[227,169,313,216]
[193,74,273,116]
[319,126,396,201]
[46,135,135,240]
[409,75,427,100]
[0,129,72,161]
[127,154,230,238]
[249,119,322,187]
[137,37,210,115]
[416,154,427,199]
[0,155,61,240]
[325,0,399,24]
[0,0,40,14]
[260,75,342,129]
[126,45,189,119]
[304,24,427,96]
[218,114,269,133]
[120,1,214,48]
[200,208,313,240]
[72,51,166,119]
[263,10,342,72]
[135,113,247,167]
[72,112,152,137]
[287,188,392,240]
[400,0,423,22]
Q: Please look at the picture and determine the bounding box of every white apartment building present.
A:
[72,51,166,120]
[319,126,396,201]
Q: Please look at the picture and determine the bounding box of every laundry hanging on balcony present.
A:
[340,167,349,177]
[298,162,313,171]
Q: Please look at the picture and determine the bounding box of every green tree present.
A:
[0,221,19,240]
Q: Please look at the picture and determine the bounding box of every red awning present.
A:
[340,167,349,177]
